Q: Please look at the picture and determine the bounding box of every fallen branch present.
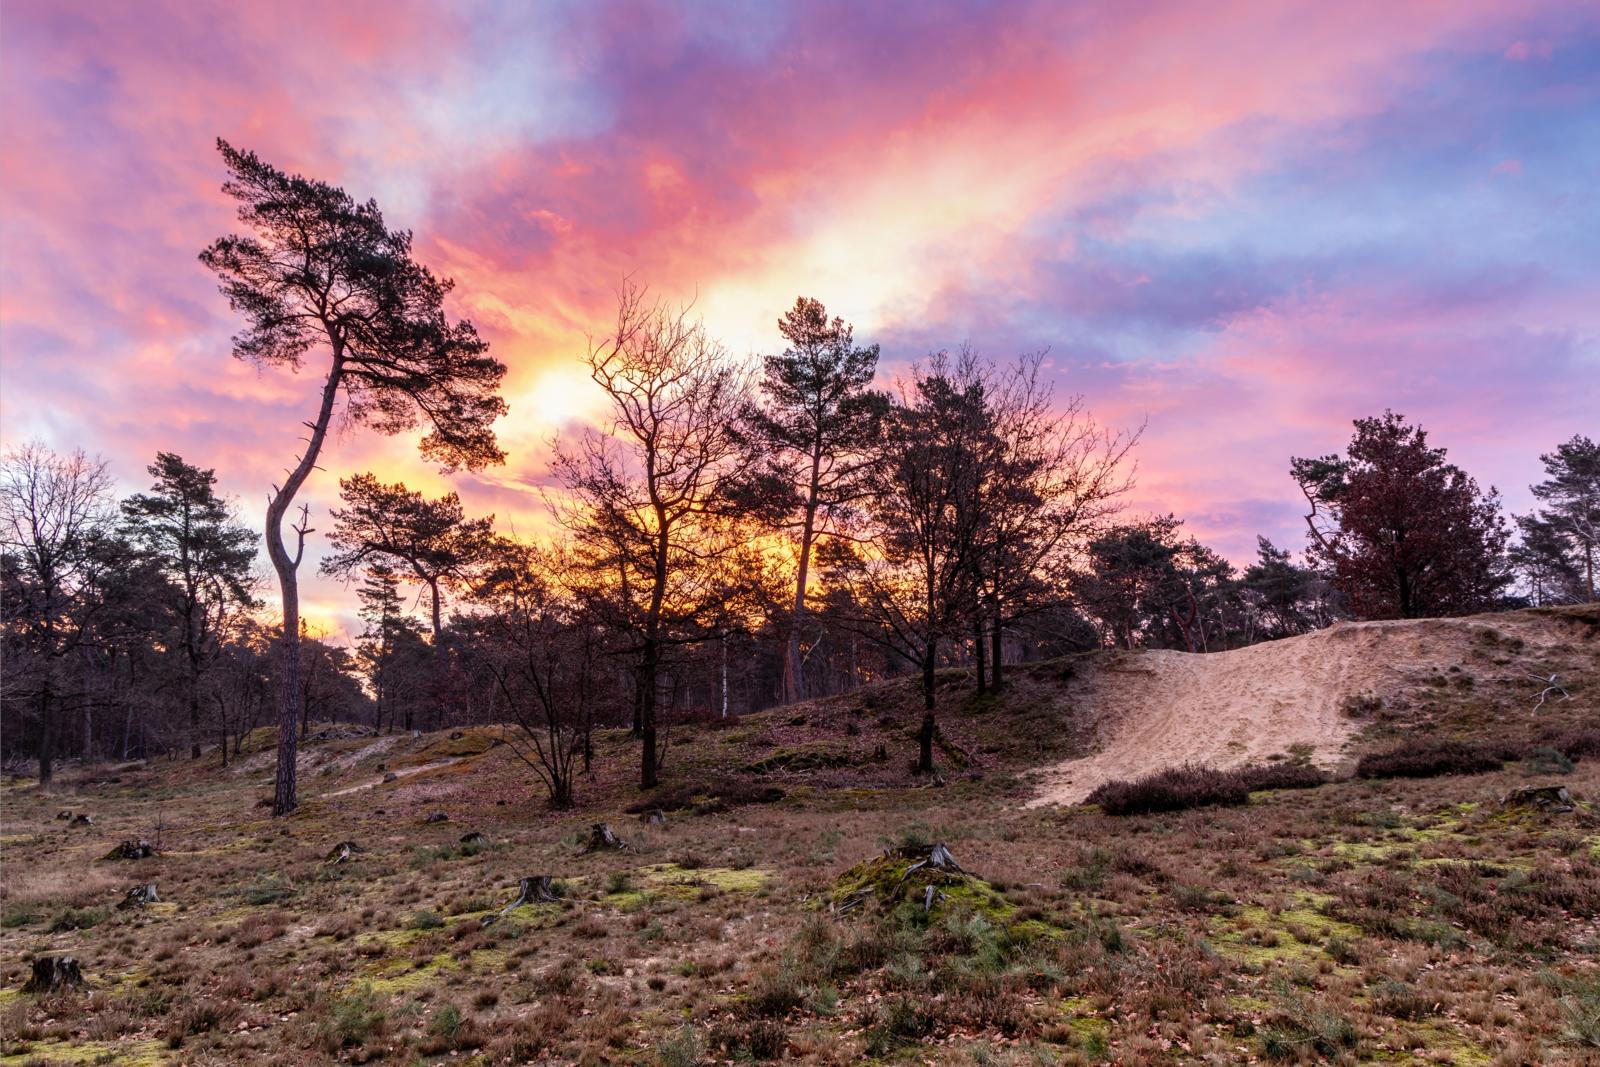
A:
[1530,674,1571,711]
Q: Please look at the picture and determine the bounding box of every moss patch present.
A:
[0,1039,167,1065]
[358,952,459,995]
[1209,893,1362,967]
[604,864,768,910]
[744,744,857,774]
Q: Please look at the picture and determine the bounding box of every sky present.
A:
[2,0,1597,641]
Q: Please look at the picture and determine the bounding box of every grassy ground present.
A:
[1,607,1597,1065]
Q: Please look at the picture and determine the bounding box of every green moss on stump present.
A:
[829,845,1013,922]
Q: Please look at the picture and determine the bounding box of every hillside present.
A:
[0,605,1596,1065]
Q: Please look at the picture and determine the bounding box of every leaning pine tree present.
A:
[200,140,506,816]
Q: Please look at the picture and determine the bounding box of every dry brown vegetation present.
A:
[1,605,1598,1065]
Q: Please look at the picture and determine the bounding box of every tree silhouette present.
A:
[743,298,885,704]
[552,283,748,789]
[200,140,505,815]
[966,354,1135,691]
[1528,435,1599,602]
[121,452,259,761]
[0,444,117,788]
[354,565,430,733]
[823,352,992,773]
[322,472,494,654]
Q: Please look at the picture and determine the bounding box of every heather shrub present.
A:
[1235,762,1328,792]
[1355,739,1503,780]
[1541,724,1600,762]
[1085,764,1251,815]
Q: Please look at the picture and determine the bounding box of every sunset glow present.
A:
[3,0,1596,640]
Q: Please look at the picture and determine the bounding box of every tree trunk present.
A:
[630,668,642,738]
[273,628,300,816]
[783,450,823,705]
[973,617,987,695]
[37,688,55,791]
[917,711,935,775]
[990,614,1003,692]
[264,354,343,816]
[640,640,659,789]
[188,687,202,761]
[720,632,729,718]
[922,637,937,711]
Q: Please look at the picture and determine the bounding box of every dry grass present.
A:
[0,606,1596,1064]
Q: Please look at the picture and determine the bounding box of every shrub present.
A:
[321,985,386,1051]
[241,877,294,906]
[1555,972,1600,1048]
[746,962,804,1017]
[657,1025,703,1067]
[1235,762,1328,792]
[48,906,110,932]
[1355,739,1503,780]
[1541,724,1600,762]
[1523,746,1575,776]
[712,1018,787,1060]
[625,778,785,816]
[1085,764,1251,815]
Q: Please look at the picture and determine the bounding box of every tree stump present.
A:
[639,809,667,827]
[482,876,561,923]
[101,839,157,861]
[324,841,362,864]
[892,841,965,877]
[55,810,72,820]
[70,814,93,827]
[118,884,160,910]
[1502,784,1576,814]
[382,771,398,783]
[424,811,449,824]
[832,842,979,916]
[449,730,465,740]
[23,956,84,993]
[459,831,489,848]
[582,823,627,853]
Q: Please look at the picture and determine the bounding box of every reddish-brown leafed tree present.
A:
[1293,412,1509,620]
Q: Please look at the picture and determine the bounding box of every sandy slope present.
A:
[1026,612,1572,807]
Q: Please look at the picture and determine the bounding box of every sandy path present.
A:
[320,758,461,799]
[1026,614,1560,807]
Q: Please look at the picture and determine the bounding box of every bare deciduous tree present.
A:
[551,283,749,789]
[0,443,116,788]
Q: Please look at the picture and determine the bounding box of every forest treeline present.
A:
[3,144,1596,810]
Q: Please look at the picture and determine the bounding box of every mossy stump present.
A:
[118,883,160,909]
[1501,784,1575,814]
[582,823,627,853]
[102,839,157,861]
[830,843,1008,918]
[24,956,83,994]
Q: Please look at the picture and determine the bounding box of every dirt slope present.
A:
[1026,609,1586,807]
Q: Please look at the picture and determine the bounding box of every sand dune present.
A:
[1026,612,1571,807]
